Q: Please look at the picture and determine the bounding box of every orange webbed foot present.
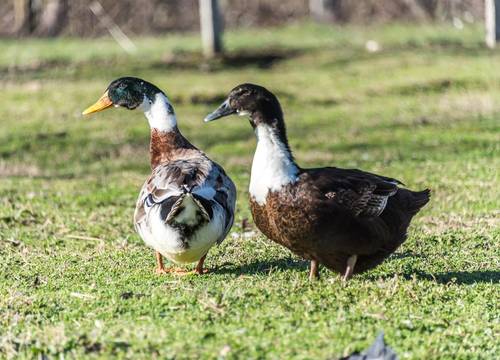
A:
[155,267,194,276]
[155,266,169,275]
[171,268,196,276]
[195,267,209,275]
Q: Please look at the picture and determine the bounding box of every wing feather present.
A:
[134,157,236,244]
[308,167,400,218]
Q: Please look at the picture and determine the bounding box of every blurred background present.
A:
[0,1,486,37]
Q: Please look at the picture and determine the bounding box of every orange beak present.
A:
[82,91,113,115]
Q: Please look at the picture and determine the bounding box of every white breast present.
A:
[249,124,298,205]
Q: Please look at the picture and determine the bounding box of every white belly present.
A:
[138,202,225,264]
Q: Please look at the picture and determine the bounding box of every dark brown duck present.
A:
[205,83,430,280]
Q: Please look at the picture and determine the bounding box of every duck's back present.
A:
[134,152,236,262]
[250,167,430,274]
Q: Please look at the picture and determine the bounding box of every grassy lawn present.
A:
[0,22,498,359]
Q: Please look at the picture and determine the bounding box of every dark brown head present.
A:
[206,83,295,163]
[204,83,284,129]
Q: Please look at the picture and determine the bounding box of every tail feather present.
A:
[191,194,213,221]
[161,193,214,225]
[408,188,431,215]
[164,194,186,224]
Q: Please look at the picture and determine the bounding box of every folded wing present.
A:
[134,157,236,243]
[310,167,401,217]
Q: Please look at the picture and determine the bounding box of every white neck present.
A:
[249,124,299,205]
[141,93,177,132]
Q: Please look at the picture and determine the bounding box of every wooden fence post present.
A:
[199,0,223,58]
[309,0,337,23]
[486,0,500,48]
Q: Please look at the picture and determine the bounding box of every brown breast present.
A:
[150,127,197,169]
[249,183,320,261]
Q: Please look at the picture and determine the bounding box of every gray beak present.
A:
[204,99,236,122]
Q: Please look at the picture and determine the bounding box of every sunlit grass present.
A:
[0,22,498,359]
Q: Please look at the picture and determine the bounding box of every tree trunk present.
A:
[199,0,223,58]
[14,0,36,35]
[36,0,68,37]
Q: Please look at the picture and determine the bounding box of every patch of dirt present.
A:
[438,93,495,115]
[0,161,42,177]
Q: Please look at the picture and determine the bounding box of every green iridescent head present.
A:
[82,77,164,115]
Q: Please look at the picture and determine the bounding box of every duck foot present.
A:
[154,251,191,275]
[166,266,209,276]
[342,254,358,281]
[170,268,197,276]
[156,267,192,275]
[309,260,319,281]
[155,252,210,276]
[155,267,169,275]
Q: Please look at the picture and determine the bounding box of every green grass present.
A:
[0,22,499,359]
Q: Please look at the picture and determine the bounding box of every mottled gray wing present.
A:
[134,157,236,244]
[208,162,236,244]
[134,157,212,229]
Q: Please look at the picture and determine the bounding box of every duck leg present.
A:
[195,254,208,275]
[309,260,319,281]
[155,251,196,275]
[342,254,358,281]
[155,251,209,276]
[155,251,168,274]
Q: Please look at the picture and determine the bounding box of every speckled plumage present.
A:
[84,77,236,273]
[134,111,236,268]
[134,134,236,251]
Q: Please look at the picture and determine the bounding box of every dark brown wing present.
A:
[306,167,400,217]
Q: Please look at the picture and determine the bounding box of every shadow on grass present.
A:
[412,270,500,285]
[0,48,303,82]
[217,257,309,275]
[221,49,303,69]
[325,41,499,70]
[366,270,500,285]
[390,251,425,260]
[3,39,496,81]
[219,255,499,285]
[151,48,303,72]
